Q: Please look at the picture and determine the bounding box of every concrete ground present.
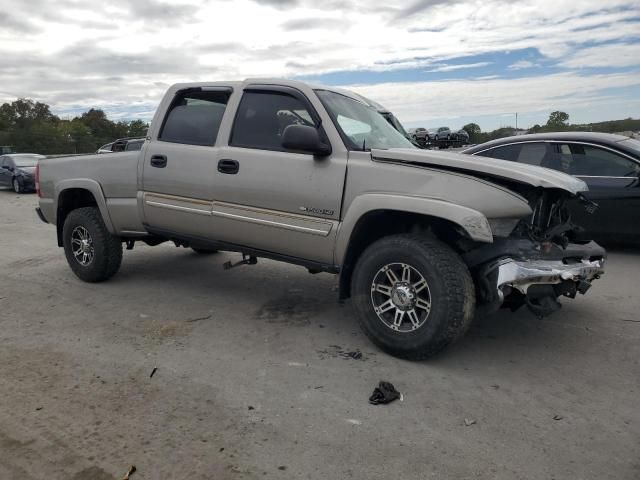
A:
[1,190,638,480]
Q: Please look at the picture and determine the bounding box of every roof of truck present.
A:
[168,79,368,105]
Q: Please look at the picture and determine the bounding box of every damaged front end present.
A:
[467,188,605,317]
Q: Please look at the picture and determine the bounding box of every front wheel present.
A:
[12,178,22,193]
[62,207,123,282]
[351,234,475,359]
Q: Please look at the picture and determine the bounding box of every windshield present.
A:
[15,156,41,167]
[315,90,415,151]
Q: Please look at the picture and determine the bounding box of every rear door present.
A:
[552,142,640,241]
[210,86,348,264]
[141,87,233,238]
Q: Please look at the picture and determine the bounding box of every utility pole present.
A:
[515,112,518,130]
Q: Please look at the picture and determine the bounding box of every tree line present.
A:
[462,111,640,144]
[1,98,638,155]
[0,98,149,155]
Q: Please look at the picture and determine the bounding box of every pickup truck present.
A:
[35,79,605,359]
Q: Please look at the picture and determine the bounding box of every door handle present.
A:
[218,159,239,174]
[150,154,167,168]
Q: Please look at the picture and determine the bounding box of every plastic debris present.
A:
[122,465,136,480]
[464,418,477,426]
[369,381,401,405]
[553,414,564,421]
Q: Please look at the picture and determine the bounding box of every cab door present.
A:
[209,86,347,264]
[141,87,232,239]
[553,142,640,242]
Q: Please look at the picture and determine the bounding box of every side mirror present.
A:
[282,124,331,157]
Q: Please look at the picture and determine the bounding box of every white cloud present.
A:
[0,0,638,127]
[508,60,539,70]
[561,43,640,68]
[347,71,640,123]
[425,62,491,72]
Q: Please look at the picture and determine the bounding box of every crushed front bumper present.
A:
[496,257,604,298]
[470,239,606,317]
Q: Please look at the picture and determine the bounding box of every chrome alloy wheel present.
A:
[71,226,95,266]
[370,262,432,332]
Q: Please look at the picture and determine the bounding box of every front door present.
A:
[210,87,347,264]
[141,87,233,239]
[553,142,640,242]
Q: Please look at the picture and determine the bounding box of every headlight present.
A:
[487,218,521,237]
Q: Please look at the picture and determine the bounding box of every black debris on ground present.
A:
[553,414,564,421]
[316,345,366,361]
[149,367,158,378]
[369,381,401,405]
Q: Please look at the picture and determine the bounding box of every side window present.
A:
[480,144,522,161]
[557,143,639,177]
[516,142,548,166]
[230,91,316,151]
[159,90,231,146]
[125,141,143,151]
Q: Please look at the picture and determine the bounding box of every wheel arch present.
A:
[54,180,115,247]
[336,194,492,299]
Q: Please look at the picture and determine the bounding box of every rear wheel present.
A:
[351,234,475,359]
[62,207,122,282]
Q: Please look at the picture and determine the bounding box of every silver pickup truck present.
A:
[35,79,605,359]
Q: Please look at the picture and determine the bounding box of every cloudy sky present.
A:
[0,0,639,130]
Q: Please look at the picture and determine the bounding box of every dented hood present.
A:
[371,148,587,194]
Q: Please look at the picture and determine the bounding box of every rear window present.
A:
[159,89,231,146]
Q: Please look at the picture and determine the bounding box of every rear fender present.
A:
[54,179,115,233]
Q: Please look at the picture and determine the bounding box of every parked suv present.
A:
[35,79,605,359]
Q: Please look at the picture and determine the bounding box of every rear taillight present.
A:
[35,163,41,197]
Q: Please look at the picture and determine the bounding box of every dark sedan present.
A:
[0,154,45,193]
[463,132,640,244]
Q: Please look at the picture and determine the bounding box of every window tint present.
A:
[230,91,315,151]
[481,144,522,161]
[556,143,640,177]
[159,90,230,146]
[516,142,548,166]
[125,140,143,151]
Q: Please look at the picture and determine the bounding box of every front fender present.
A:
[335,193,494,265]
[54,179,116,233]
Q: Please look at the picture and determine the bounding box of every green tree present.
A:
[546,111,569,130]
[462,122,481,142]
[127,119,149,137]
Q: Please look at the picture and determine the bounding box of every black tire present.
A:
[12,178,22,193]
[351,234,475,360]
[191,247,219,254]
[62,207,123,282]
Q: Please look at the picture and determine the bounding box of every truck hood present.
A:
[371,148,587,194]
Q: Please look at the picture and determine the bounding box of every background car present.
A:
[462,132,640,244]
[0,153,45,193]
[431,126,452,140]
[96,137,145,154]
[408,127,428,143]
[452,129,470,143]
